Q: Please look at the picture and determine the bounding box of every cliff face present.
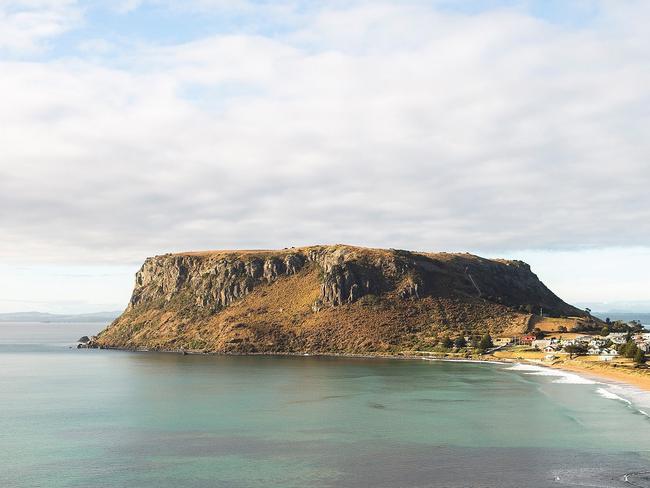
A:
[96,245,584,353]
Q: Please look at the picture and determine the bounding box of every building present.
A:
[532,339,552,350]
[599,349,619,361]
[493,337,513,347]
[519,335,535,346]
[608,333,628,345]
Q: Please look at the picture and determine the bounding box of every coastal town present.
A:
[472,317,650,390]
[493,328,650,363]
[415,316,650,390]
[494,332,650,363]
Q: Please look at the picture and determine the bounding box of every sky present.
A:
[1,0,649,314]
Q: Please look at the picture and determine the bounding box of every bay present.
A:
[1,323,650,487]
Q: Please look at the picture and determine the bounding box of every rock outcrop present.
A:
[96,245,586,354]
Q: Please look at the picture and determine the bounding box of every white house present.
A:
[608,333,628,345]
[532,339,552,350]
[599,349,619,361]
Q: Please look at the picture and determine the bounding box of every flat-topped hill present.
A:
[95,245,586,353]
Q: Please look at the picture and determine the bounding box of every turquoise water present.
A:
[1,323,650,487]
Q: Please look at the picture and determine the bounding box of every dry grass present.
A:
[529,316,582,332]
[99,263,530,353]
[494,350,546,360]
[169,244,500,266]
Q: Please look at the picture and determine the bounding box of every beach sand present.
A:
[546,359,650,392]
[492,349,650,392]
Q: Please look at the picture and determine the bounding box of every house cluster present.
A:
[606,332,650,352]
[496,331,650,361]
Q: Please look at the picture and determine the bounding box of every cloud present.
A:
[0,0,81,54]
[1,1,649,265]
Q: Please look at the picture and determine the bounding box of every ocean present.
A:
[1,322,650,488]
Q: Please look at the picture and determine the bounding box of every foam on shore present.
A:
[595,387,632,404]
[598,384,650,418]
[505,363,596,384]
[507,363,650,418]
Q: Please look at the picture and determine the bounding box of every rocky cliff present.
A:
[96,245,585,353]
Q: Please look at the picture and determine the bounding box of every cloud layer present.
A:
[2,1,649,264]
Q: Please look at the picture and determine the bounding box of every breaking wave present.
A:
[505,363,596,384]
[506,363,650,418]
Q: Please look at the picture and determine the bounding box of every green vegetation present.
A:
[564,344,587,358]
[478,334,493,352]
[622,340,639,359]
[600,326,609,337]
[454,336,467,348]
[186,339,208,350]
[634,348,646,365]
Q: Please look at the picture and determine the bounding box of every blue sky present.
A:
[2,1,606,60]
[1,0,649,313]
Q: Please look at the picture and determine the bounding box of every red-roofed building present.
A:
[518,335,536,346]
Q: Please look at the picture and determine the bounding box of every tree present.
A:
[558,326,567,333]
[624,341,639,359]
[634,348,646,365]
[478,334,493,352]
[454,336,467,349]
[564,344,587,358]
[585,307,591,315]
[442,336,453,349]
[630,320,643,332]
[470,336,480,349]
[605,317,611,325]
[600,326,610,337]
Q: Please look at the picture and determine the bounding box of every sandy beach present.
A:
[545,359,650,393]
[492,349,650,392]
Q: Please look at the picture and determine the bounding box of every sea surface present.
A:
[1,323,650,488]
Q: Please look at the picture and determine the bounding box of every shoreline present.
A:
[543,359,650,393]
[85,343,532,368]
[88,344,509,362]
[85,344,650,393]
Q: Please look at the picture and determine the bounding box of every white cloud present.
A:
[77,38,114,54]
[1,1,649,268]
[498,247,650,303]
[0,0,81,53]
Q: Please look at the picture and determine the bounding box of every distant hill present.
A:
[0,311,121,323]
[576,300,650,313]
[592,312,650,326]
[95,245,588,353]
